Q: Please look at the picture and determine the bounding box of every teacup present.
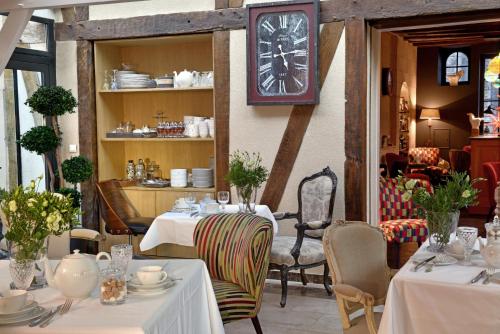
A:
[0,290,33,314]
[136,266,167,285]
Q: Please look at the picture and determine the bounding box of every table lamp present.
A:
[420,108,440,127]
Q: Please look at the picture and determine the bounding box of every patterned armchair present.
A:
[408,147,449,175]
[270,167,337,307]
[379,177,430,267]
[193,214,273,334]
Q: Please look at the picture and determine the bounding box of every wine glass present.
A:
[9,258,35,290]
[111,244,133,273]
[456,226,478,266]
[185,192,196,214]
[217,191,230,211]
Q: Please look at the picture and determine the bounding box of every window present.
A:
[439,48,470,85]
[480,54,500,133]
[0,15,55,191]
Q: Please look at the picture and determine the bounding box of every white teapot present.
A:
[173,70,196,88]
[44,250,111,299]
[478,216,500,268]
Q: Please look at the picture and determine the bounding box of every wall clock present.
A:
[247,0,319,105]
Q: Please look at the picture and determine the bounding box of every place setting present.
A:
[0,289,46,326]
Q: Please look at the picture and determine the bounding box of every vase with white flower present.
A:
[0,177,79,288]
[397,172,483,252]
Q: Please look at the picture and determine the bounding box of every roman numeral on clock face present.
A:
[293,36,307,45]
[293,76,304,88]
[259,62,272,76]
[295,63,307,71]
[279,15,288,29]
[260,51,272,59]
[293,18,303,33]
[293,49,307,57]
[259,41,272,46]
[279,80,286,94]
[262,20,276,34]
[262,74,276,91]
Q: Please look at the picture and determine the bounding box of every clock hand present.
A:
[278,44,288,70]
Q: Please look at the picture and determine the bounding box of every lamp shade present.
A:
[420,108,440,120]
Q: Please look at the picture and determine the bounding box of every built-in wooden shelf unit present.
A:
[94,33,217,250]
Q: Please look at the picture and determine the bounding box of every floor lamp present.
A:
[420,108,440,146]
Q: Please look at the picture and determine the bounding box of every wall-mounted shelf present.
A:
[122,186,215,192]
[101,137,214,142]
[99,87,212,94]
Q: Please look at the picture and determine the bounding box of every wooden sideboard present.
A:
[470,135,500,215]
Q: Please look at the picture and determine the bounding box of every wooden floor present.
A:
[224,280,343,334]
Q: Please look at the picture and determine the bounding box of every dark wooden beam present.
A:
[56,2,500,41]
[56,7,247,41]
[413,39,500,47]
[213,30,230,192]
[77,40,98,231]
[389,34,398,147]
[371,9,500,30]
[260,22,345,212]
[344,17,367,221]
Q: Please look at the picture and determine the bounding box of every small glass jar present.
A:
[100,266,127,305]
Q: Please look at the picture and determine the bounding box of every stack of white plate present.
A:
[127,275,175,296]
[192,168,214,188]
[171,169,188,188]
[116,71,155,89]
[0,301,45,326]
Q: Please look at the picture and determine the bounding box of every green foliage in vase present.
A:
[226,150,268,189]
[57,187,82,208]
[0,177,79,261]
[62,155,93,185]
[25,86,77,116]
[18,126,60,155]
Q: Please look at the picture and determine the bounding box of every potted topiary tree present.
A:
[60,156,93,208]
[23,86,78,190]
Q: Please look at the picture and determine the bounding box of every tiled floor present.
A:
[224,280,343,334]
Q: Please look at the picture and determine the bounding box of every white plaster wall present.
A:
[89,0,214,20]
[56,0,347,236]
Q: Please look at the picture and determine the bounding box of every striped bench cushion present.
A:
[212,280,257,323]
[379,219,428,243]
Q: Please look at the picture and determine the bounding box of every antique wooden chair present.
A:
[269,166,337,307]
[193,214,273,334]
[323,221,391,334]
[96,180,154,245]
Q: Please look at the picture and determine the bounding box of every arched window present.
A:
[439,48,470,85]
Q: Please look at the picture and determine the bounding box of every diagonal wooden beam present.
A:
[260,21,344,212]
[0,9,34,76]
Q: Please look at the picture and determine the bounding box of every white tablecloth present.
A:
[378,243,500,334]
[140,205,278,251]
[0,259,225,334]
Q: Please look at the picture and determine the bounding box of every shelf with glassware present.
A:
[94,33,217,256]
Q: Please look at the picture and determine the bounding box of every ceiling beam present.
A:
[0,0,142,11]
[0,9,34,76]
[413,38,500,47]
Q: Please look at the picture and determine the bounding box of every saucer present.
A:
[0,306,45,326]
[127,278,175,296]
[0,297,36,316]
[128,274,169,288]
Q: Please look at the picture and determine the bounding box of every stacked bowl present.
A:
[192,168,214,188]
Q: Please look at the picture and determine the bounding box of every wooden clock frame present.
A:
[246,0,319,105]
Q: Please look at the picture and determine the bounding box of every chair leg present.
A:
[300,268,308,286]
[251,316,263,334]
[280,268,288,308]
[323,263,332,296]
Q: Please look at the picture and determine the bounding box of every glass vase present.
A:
[426,211,454,252]
[8,237,48,290]
[237,186,258,214]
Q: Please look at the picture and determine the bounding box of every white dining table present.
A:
[140,204,278,251]
[0,259,225,334]
[378,241,500,334]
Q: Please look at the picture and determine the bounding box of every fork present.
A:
[29,304,63,327]
[39,299,73,328]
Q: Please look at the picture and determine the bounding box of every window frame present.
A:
[438,47,471,86]
[1,13,56,188]
[479,53,500,117]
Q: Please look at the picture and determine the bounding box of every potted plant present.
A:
[21,86,78,191]
[397,172,482,252]
[1,177,79,288]
[225,151,268,213]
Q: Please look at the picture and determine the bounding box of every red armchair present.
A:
[483,162,500,223]
[408,147,449,175]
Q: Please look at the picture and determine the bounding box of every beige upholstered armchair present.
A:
[323,221,391,334]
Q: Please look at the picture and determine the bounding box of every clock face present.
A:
[256,11,309,96]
